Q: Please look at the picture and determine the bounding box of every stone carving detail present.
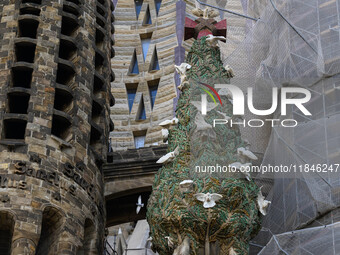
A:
[174,63,192,91]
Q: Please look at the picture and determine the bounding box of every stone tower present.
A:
[0,0,114,254]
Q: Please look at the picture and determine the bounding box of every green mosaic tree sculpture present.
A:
[147,36,263,255]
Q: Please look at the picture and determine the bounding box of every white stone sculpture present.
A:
[257,187,271,216]
[206,34,226,48]
[175,63,191,91]
[195,192,223,208]
[156,147,179,164]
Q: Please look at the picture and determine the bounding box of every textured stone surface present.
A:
[110,0,178,151]
[0,0,114,254]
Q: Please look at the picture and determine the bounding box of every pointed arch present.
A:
[143,4,152,25]
[149,47,160,72]
[128,49,139,75]
[154,0,162,16]
[126,83,139,113]
[134,0,143,19]
[147,78,160,110]
[136,95,146,120]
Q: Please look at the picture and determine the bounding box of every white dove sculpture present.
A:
[156,147,179,164]
[237,147,258,162]
[224,64,235,77]
[195,192,223,208]
[180,180,193,187]
[229,162,252,181]
[136,195,144,214]
[257,187,271,216]
[174,63,191,91]
[206,34,226,48]
[159,117,179,129]
[161,128,169,142]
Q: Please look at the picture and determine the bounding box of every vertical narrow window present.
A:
[134,0,143,19]
[0,211,15,255]
[126,83,138,113]
[154,0,162,16]
[36,207,64,255]
[77,219,96,255]
[149,48,160,71]
[133,130,146,149]
[143,5,152,25]
[140,32,152,61]
[129,50,139,75]
[136,96,146,120]
[147,79,159,110]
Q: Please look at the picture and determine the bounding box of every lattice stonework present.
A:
[110,0,177,151]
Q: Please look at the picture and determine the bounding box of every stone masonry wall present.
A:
[110,0,248,151]
[110,0,178,151]
[0,0,114,254]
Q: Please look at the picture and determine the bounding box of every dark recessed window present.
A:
[149,48,160,71]
[8,92,30,114]
[136,96,146,120]
[18,19,39,38]
[51,114,72,140]
[11,66,33,88]
[3,119,27,139]
[143,5,152,25]
[129,50,139,75]
[126,83,138,113]
[15,41,36,63]
[61,16,79,36]
[58,39,77,60]
[54,88,73,113]
[148,78,159,109]
[56,63,75,85]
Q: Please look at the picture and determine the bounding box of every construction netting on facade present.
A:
[214,0,340,253]
[258,222,340,254]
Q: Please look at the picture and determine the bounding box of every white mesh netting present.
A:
[218,0,340,253]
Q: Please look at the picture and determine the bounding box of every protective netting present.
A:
[258,222,340,254]
[217,0,340,253]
